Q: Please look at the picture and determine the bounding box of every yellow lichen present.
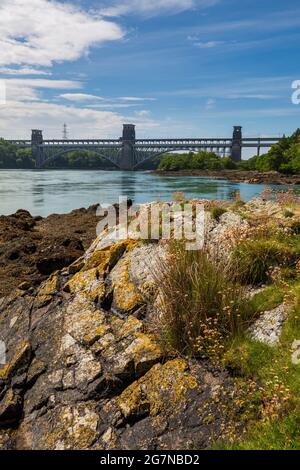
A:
[0,341,31,380]
[65,268,105,304]
[123,332,162,375]
[115,359,198,420]
[35,274,59,306]
[40,404,99,450]
[83,241,130,273]
[112,260,143,313]
[112,315,143,338]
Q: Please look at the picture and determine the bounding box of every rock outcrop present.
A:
[0,199,290,450]
[249,304,288,346]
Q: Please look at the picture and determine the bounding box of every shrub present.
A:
[233,199,246,209]
[154,242,255,358]
[231,238,300,285]
[210,206,227,221]
[283,209,294,218]
[291,221,300,235]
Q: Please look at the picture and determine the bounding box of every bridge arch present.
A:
[39,147,121,169]
[133,146,232,169]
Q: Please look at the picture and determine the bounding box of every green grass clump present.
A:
[291,221,300,235]
[210,206,227,221]
[223,338,274,378]
[155,242,255,358]
[284,209,295,218]
[232,199,246,210]
[248,284,286,312]
[218,283,300,450]
[231,234,300,285]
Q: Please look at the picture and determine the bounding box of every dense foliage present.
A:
[0,139,34,169]
[47,150,112,169]
[158,151,235,171]
[158,129,300,174]
[0,139,112,169]
[240,129,300,174]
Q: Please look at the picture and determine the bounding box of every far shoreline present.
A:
[154,169,300,186]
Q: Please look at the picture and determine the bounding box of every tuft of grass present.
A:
[249,284,286,312]
[154,242,255,358]
[291,221,300,235]
[232,199,246,210]
[216,413,300,450]
[231,234,300,285]
[284,209,294,218]
[223,337,275,378]
[218,282,300,450]
[210,206,227,221]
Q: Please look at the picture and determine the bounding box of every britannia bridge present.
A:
[7,124,281,170]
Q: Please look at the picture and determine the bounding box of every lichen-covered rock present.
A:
[32,403,100,450]
[35,274,59,307]
[0,232,166,448]
[206,211,249,259]
[98,359,244,450]
[0,202,260,450]
[244,198,284,219]
[0,389,23,426]
[249,304,288,346]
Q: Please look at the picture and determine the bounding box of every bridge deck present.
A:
[7,137,280,148]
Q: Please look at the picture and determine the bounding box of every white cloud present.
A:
[194,41,224,48]
[60,93,105,102]
[0,78,159,139]
[205,98,215,109]
[0,67,51,76]
[88,104,142,109]
[8,79,82,90]
[118,96,156,101]
[0,99,160,140]
[135,110,151,117]
[0,0,124,67]
[101,0,219,17]
[0,100,123,139]
[4,78,81,102]
[60,93,157,104]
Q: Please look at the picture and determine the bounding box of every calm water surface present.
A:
[0,170,292,217]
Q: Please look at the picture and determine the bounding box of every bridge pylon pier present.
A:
[31,129,44,168]
[120,124,136,170]
[231,126,242,162]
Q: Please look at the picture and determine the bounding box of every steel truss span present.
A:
[6,125,281,170]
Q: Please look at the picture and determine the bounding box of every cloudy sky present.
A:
[0,0,299,141]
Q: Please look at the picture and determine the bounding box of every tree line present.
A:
[0,139,113,169]
[1,129,300,172]
[158,129,300,173]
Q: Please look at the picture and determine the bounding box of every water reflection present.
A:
[0,169,293,217]
[120,172,137,201]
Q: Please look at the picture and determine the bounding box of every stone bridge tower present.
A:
[231,126,242,162]
[31,129,44,167]
[121,124,136,170]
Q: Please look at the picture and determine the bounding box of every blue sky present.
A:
[0,0,299,150]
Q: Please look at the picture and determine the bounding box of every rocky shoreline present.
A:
[0,205,103,298]
[0,198,299,450]
[155,169,300,185]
